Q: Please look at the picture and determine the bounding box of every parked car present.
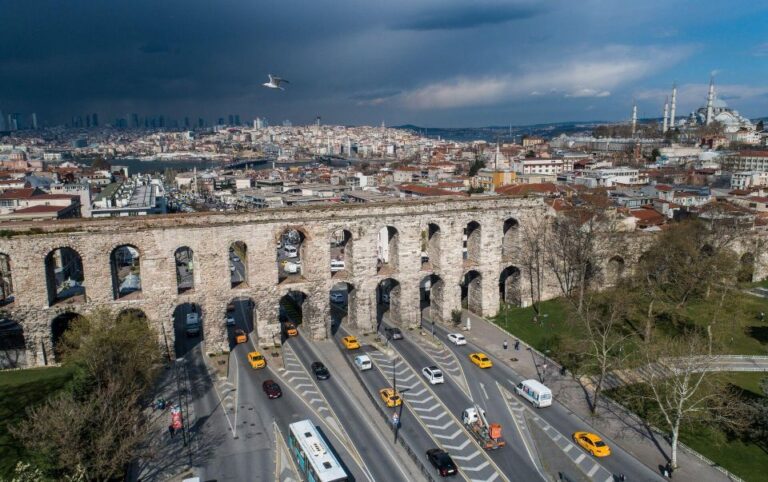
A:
[448,333,466,345]
[384,327,403,340]
[311,362,331,380]
[426,448,457,477]
[422,366,444,385]
[262,379,282,399]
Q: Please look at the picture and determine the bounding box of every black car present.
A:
[385,327,403,340]
[262,379,282,399]
[427,448,457,477]
[311,362,331,380]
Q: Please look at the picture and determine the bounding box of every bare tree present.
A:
[519,215,548,316]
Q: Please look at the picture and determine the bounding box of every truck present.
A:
[461,405,506,450]
[185,312,201,337]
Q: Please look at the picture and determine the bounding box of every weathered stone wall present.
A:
[0,196,765,367]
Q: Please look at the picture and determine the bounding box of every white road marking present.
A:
[587,463,600,477]
[563,444,573,453]
[452,451,482,461]
[479,382,489,399]
[462,461,490,472]
[434,429,463,440]
[574,454,585,464]
[443,439,472,451]
[426,420,455,430]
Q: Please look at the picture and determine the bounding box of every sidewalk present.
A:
[459,310,739,482]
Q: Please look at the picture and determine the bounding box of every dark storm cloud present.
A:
[391,3,545,31]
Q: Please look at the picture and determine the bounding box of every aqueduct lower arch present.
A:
[0,196,765,368]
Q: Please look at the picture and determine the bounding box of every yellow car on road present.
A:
[379,388,402,407]
[342,336,361,350]
[247,351,266,369]
[469,352,493,368]
[573,431,611,457]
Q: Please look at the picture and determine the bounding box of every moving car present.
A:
[426,448,458,477]
[378,388,402,407]
[422,366,444,385]
[573,431,611,457]
[283,261,300,274]
[469,352,493,368]
[354,355,372,371]
[342,336,360,350]
[384,327,403,340]
[262,379,283,399]
[311,362,331,380]
[329,291,345,303]
[284,322,298,337]
[225,315,235,326]
[330,260,345,272]
[448,333,467,345]
[247,351,266,369]
[284,245,298,258]
[234,329,247,344]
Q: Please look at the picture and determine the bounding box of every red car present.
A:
[262,379,282,399]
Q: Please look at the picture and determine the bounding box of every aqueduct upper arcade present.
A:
[1,196,766,367]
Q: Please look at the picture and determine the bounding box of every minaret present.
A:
[705,76,715,125]
[662,97,669,133]
[494,142,501,170]
[669,83,677,130]
[631,100,637,137]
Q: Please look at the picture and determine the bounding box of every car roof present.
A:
[428,366,440,371]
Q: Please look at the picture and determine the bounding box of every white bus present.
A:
[287,420,349,482]
[515,379,553,408]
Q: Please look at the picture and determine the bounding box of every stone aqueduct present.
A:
[0,196,766,368]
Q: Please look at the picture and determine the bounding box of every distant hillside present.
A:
[394,121,608,142]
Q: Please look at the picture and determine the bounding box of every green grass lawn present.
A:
[490,299,577,353]
[0,367,73,478]
[684,292,768,355]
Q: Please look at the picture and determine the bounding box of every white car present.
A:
[330,259,345,272]
[422,366,444,385]
[225,316,235,326]
[284,261,300,274]
[231,255,240,263]
[448,333,467,345]
[284,245,298,258]
[354,355,372,371]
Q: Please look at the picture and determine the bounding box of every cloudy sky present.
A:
[2,0,768,127]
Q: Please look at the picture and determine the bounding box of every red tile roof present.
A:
[11,205,69,214]
[655,184,673,192]
[397,184,464,197]
[0,188,38,199]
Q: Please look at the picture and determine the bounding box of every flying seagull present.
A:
[263,74,289,90]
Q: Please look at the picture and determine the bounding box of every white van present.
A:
[354,355,372,371]
[515,379,553,408]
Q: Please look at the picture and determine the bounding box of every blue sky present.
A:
[1,0,767,127]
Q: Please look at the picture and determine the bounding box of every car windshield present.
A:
[594,440,606,447]
[481,357,489,362]
[436,453,453,464]
[254,355,264,361]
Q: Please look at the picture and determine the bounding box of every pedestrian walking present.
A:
[503,340,508,350]
[514,339,520,350]
[760,311,765,322]
[168,424,175,439]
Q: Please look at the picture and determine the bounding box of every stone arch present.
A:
[0,316,24,368]
[226,296,256,349]
[606,256,626,286]
[45,247,86,306]
[51,311,84,362]
[279,290,308,339]
[420,273,445,323]
[0,253,13,304]
[110,245,142,300]
[377,226,399,275]
[499,266,522,307]
[738,252,756,283]
[502,217,520,261]
[464,221,481,265]
[174,246,195,294]
[461,270,483,315]
[172,302,203,358]
[229,241,248,288]
[376,278,401,327]
[277,227,307,284]
[330,281,356,335]
[330,228,353,278]
[422,223,441,271]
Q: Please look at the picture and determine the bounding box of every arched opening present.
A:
[277,228,306,284]
[45,247,86,306]
[499,266,522,307]
[330,282,356,335]
[0,316,25,368]
[420,274,444,323]
[738,252,756,283]
[461,270,483,315]
[377,226,399,275]
[502,218,520,261]
[279,290,307,340]
[111,245,141,300]
[174,247,195,294]
[0,254,13,305]
[606,256,626,286]
[230,241,248,288]
[226,297,256,349]
[51,312,84,362]
[376,278,401,328]
[464,221,481,266]
[422,223,441,271]
[173,302,203,358]
[330,229,353,278]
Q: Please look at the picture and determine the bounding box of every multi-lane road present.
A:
[165,299,668,482]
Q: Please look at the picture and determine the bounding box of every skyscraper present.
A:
[91,113,98,127]
[131,113,139,129]
[31,113,38,130]
[0,111,6,131]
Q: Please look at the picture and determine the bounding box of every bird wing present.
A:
[274,77,290,84]
[267,74,275,83]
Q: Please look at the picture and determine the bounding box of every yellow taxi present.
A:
[234,329,247,344]
[285,322,298,337]
[247,351,266,369]
[379,388,402,407]
[573,431,611,457]
[469,352,493,368]
[342,336,361,350]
